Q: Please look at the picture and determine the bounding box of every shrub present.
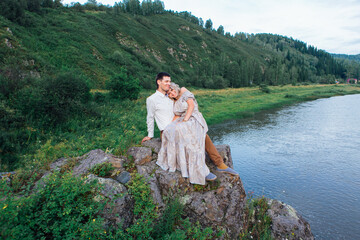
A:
[16,71,91,125]
[89,162,115,177]
[0,172,107,240]
[106,69,141,100]
[259,84,271,93]
[284,94,298,98]
[118,173,222,239]
[93,91,106,103]
[240,194,273,240]
[42,72,90,118]
[0,71,33,99]
[152,196,184,238]
[110,50,126,65]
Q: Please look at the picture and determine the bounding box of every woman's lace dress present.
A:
[156,91,210,185]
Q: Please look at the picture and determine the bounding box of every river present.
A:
[208,94,360,240]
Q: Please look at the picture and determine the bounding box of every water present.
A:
[208,94,360,240]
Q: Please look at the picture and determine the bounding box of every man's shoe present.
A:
[205,172,217,181]
[216,167,239,176]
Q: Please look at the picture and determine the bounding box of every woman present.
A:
[156,83,216,185]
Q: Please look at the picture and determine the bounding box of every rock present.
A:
[73,149,125,176]
[0,171,16,178]
[141,138,161,153]
[23,59,35,66]
[127,147,152,165]
[109,155,127,169]
[6,27,13,35]
[136,139,313,238]
[0,171,16,183]
[206,144,234,169]
[116,171,131,184]
[28,138,313,238]
[33,171,51,190]
[136,163,165,208]
[50,157,69,171]
[29,71,41,78]
[155,161,246,238]
[4,38,13,48]
[137,138,246,238]
[87,174,134,229]
[267,199,314,240]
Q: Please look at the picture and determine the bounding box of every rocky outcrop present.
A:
[72,149,126,176]
[29,138,313,239]
[86,174,134,229]
[267,199,314,240]
[136,139,246,238]
[127,147,152,165]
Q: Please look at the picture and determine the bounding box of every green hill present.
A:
[1,1,354,89]
[332,53,360,63]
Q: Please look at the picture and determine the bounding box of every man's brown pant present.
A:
[205,134,224,167]
[161,131,224,167]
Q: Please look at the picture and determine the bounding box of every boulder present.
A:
[115,171,131,184]
[141,138,246,238]
[50,157,69,171]
[206,144,234,168]
[141,138,161,153]
[0,171,16,183]
[4,38,13,49]
[267,199,314,240]
[136,163,165,208]
[73,149,125,176]
[87,174,134,229]
[127,147,152,165]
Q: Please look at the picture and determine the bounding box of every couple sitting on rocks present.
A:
[141,72,238,185]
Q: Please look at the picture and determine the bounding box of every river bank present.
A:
[194,84,360,125]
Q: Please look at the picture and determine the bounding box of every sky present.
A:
[61,0,360,55]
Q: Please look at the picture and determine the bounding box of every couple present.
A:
[141,72,238,185]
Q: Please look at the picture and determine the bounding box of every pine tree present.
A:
[217,25,224,35]
[205,19,213,30]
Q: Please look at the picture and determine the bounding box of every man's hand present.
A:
[141,136,152,144]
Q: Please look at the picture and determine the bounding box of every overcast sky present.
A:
[62,0,360,55]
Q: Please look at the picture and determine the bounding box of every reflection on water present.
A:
[208,94,360,240]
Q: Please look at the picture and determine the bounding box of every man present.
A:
[142,72,238,179]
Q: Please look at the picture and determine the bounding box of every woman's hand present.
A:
[172,115,180,122]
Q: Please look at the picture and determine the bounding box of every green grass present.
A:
[240,194,273,240]
[195,84,360,125]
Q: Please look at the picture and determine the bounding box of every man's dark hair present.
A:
[156,72,170,88]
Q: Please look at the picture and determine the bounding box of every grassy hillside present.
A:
[2,4,354,90]
[0,8,269,89]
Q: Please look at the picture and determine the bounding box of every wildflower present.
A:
[93,219,95,222]
[2,204,7,210]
